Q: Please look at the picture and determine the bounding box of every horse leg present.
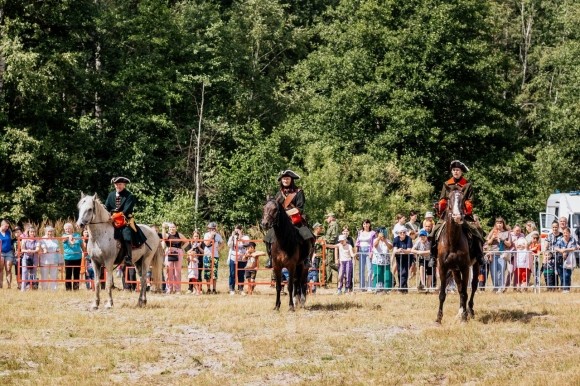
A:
[138,256,148,307]
[105,262,114,309]
[436,264,447,324]
[92,261,101,310]
[468,263,479,318]
[287,264,295,312]
[457,267,470,322]
[274,267,282,311]
[299,264,307,306]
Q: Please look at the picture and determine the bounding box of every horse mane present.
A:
[273,200,300,256]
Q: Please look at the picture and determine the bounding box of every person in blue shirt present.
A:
[63,222,83,291]
[392,228,415,293]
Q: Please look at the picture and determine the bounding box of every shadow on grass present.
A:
[307,301,362,311]
[478,309,548,324]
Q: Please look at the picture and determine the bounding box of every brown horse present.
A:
[435,188,479,323]
[261,199,312,311]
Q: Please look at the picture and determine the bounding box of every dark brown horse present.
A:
[261,199,312,311]
[435,188,479,323]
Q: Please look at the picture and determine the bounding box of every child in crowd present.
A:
[187,249,200,295]
[307,248,321,294]
[411,229,432,291]
[334,234,355,295]
[514,238,533,291]
[243,242,266,295]
[371,231,392,291]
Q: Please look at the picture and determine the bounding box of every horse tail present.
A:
[151,244,164,291]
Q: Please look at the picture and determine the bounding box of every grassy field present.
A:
[1,279,579,386]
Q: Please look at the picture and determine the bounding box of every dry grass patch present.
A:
[0,287,579,385]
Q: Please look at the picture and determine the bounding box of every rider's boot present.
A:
[264,242,273,269]
[124,240,133,266]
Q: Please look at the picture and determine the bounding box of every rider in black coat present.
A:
[105,177,135,266]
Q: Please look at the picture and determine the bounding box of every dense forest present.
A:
[0,0,579,233]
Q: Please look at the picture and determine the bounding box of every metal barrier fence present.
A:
[350,249,579,293]
[5,236,579,293]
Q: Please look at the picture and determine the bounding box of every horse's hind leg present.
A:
[468,263,479,318]
[287,266,295,312]
[105,262,114,309]
[274,267,282,311]
[138,256,148,307]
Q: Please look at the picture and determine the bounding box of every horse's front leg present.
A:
[436,263,447,324]
[287,266,295,312]
[105,263,114,309]
[92,261,101,310]
[274,267,282,311]
[457,267,469,322]
[468,263,479,318]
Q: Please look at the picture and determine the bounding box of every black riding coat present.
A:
[105,188,135,241]
[264,188,314,243]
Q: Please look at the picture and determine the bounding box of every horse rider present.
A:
[264,169,315,269]
[105,176,136,266]
[431,160,485,266]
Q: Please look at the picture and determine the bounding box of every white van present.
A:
[539,191,580,236]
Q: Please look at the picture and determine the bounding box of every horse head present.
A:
[447,188,464,224]
[261,198,279,230]
[77,193,100,228]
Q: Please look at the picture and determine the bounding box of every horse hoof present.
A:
[274,306,280,311]
[105,302,112,309]
[91,304,98,310]
[289,306,295,312]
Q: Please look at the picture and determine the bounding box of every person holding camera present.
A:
[203,222,223,294]
[227,225,247,295]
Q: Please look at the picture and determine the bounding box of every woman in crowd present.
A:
[555,227,577,293]
[0,220,15,288]
[162,222,186,294]
[355,219,375,290]
[485,217,512,292]
[40,226,60,290]
[62,223,83,291]
[21,226,41,291]
[524,221,538,243]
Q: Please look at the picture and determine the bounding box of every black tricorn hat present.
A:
[111,176,131,184]
[277,169,301,181]
[449,160,469,173]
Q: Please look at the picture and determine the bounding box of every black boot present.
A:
[124,240,133,266]
[265,242,272,269]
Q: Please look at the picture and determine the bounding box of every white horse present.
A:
[76,193,163,309]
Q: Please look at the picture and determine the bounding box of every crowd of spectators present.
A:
[0,212,578,295]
